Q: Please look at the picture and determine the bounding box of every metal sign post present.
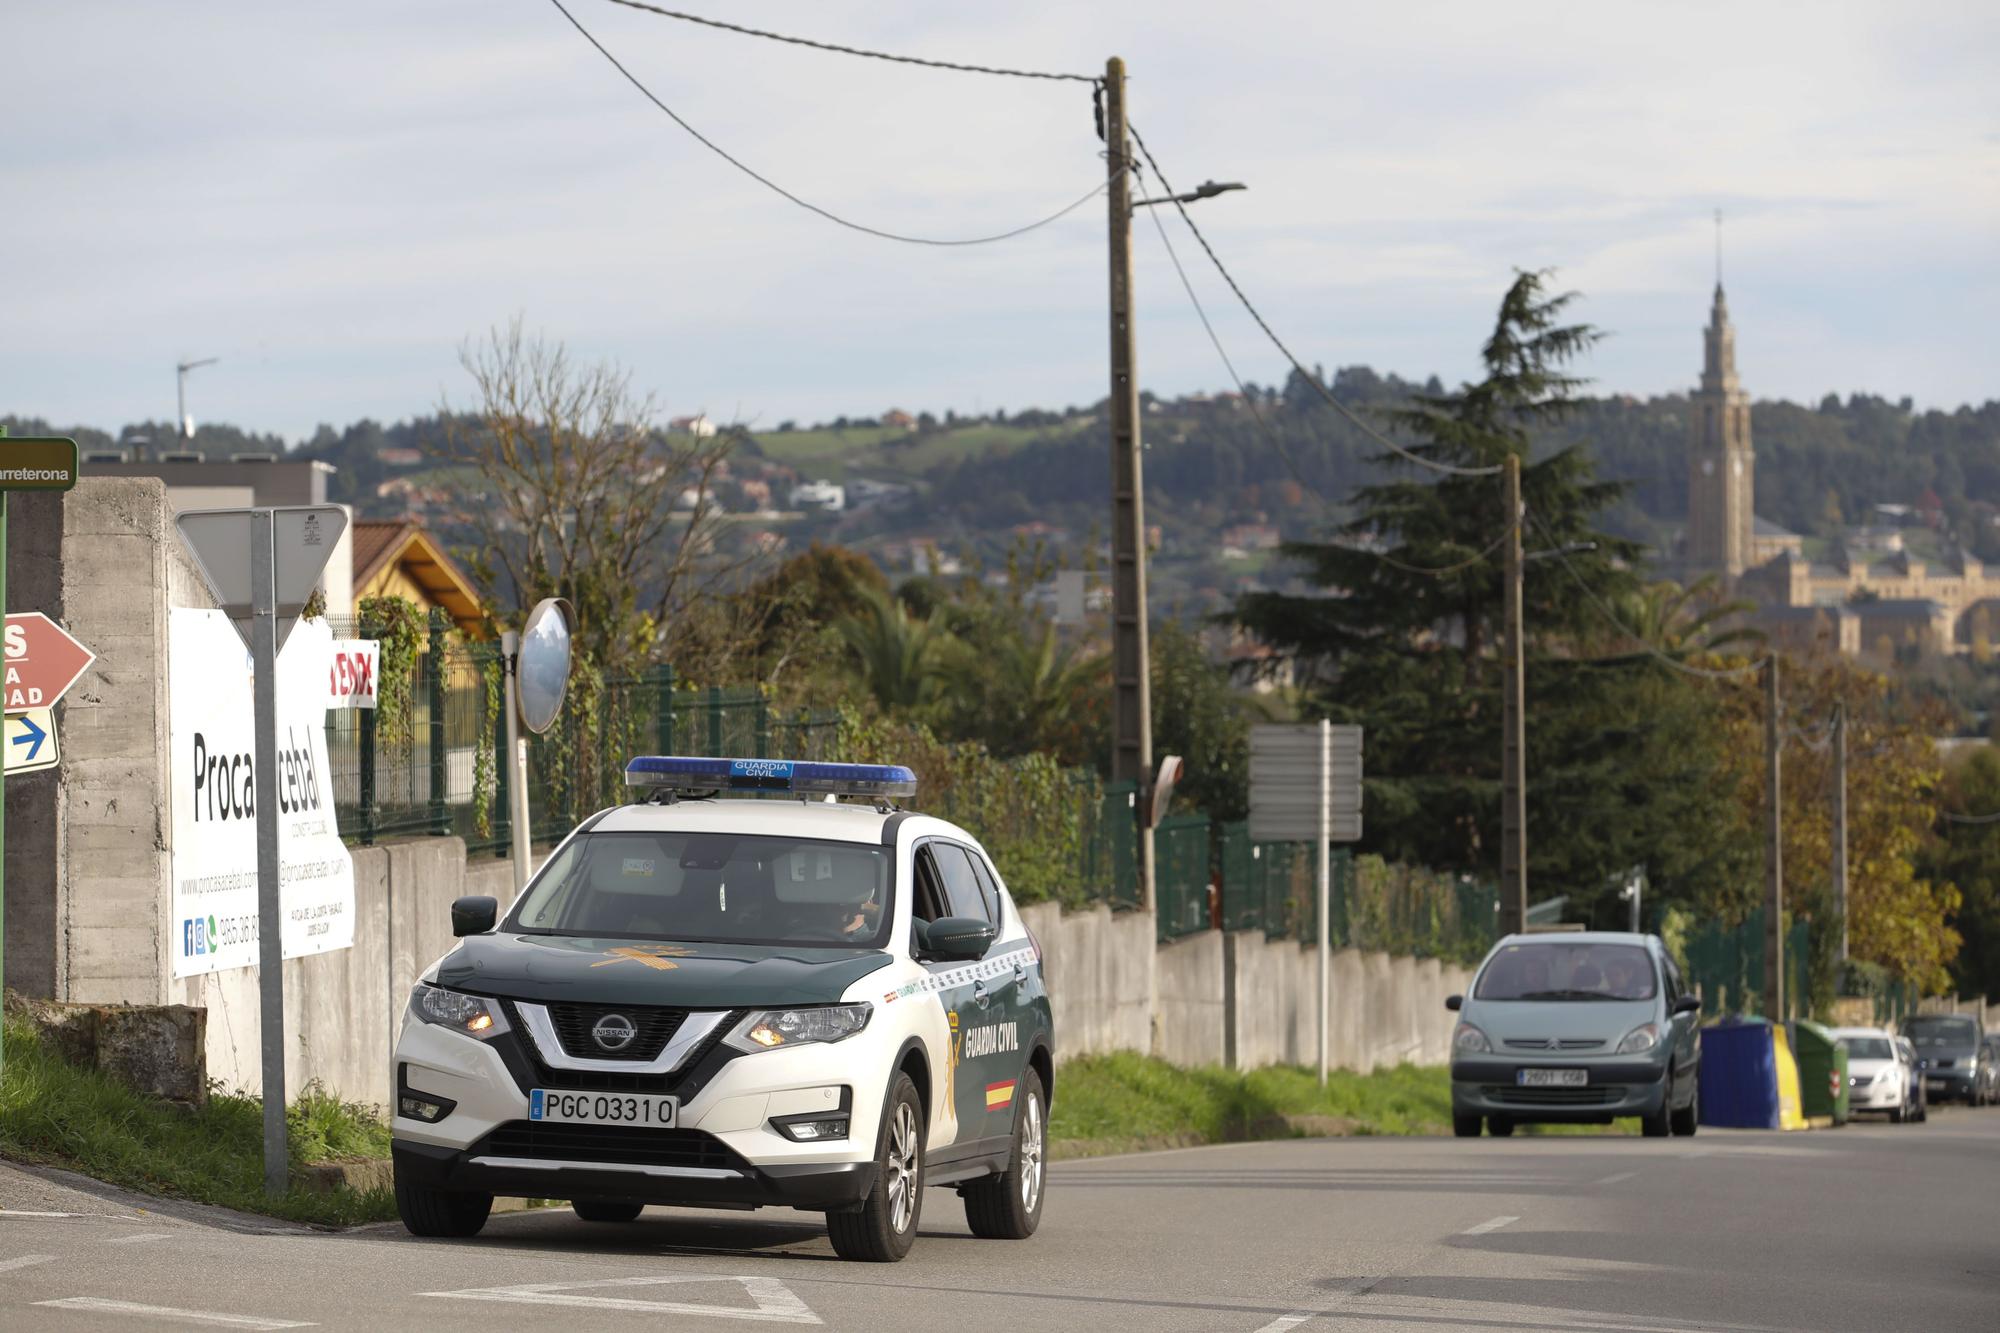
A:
[1250,722,1363,1087]
[0,433,83,1090]
[176,505,346,1195]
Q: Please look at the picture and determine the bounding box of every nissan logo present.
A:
[592,1013,638,1052]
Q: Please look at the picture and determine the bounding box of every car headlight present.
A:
[1452,1022,1490,1055]
[725,1005,872,1053]
[410,982,508,1039]
[1617,1023,1661,1054]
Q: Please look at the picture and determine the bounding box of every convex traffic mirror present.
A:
[516,598,574,734]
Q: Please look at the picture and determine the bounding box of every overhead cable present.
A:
[1943,809,2000,825]
[601,0,1097,82]
[1126,124,1502,479]
[1525,512,1769,681]
[1139,188,1509,579]
[548,0,1113,246]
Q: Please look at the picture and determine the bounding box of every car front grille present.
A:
[1484,1085,1620,1107]
[544,1002,689,1061]
[1502,1038,1605,1052]
[500,1003,738,1094]
[475,1122,747,1172]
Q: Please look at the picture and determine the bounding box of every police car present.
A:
[390,756,1054,1262]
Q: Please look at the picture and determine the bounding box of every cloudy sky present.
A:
[6,1,1995,442]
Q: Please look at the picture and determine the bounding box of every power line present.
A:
[1126,123,1502,480]
[547,0,1114,246]
[1943,809,2000,826]
[601,0,1097,82]
[1524,511,1769,681]
[1134,152,1509,579]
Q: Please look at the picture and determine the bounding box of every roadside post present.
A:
[175,505,347,1195]
[0,434,84,1088]
[502,598,574,895]
[1250,721,1362,1086]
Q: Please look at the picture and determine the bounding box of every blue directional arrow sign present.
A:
[4,708,59,775]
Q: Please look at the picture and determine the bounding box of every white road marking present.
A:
[424,1274,821,1324]
[34,1297,315,1329]
[1252,1313,1318,1332]
[103,1232,174,1244]
[0,1210,136,1220]
[1463,1214,1520,1235]
[1595,1171,1637,1184]
[0,1254,56,1273]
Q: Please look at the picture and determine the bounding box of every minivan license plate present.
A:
[1517,1068,1587,1087]
[530,1089,678,1127]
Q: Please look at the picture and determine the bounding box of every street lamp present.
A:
[176,356,219,441]
[1133,180,1246,209]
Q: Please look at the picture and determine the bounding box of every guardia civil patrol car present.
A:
[390,756,1053,1262]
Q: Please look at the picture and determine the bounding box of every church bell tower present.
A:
[1687,280,1755,579]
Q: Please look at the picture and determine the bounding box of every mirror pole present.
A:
[502,629,533,894]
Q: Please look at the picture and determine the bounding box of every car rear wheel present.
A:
[572,1200,645,1223]
[1486,1117,1515,1137]
[828,1072,924,1263]
[1452,1113,1482,1138]
[394,1174,492,1238]
[964,1069,1046,1239]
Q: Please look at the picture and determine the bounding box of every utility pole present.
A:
[1103,55,1154,911]
[1499,452,1527,937]
[1764,656,1785,1020]
[1831,701,1848,963]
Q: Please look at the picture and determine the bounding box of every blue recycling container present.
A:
[1699,1018,1782,1129]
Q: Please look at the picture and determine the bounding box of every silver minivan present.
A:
[1446,932,1701,1138]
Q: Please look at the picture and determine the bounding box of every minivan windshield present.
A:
[1474,941,1658,1002]
[1840,1036,1894,1061]
[1904,1015,1978,1051]
[505,831,894,949]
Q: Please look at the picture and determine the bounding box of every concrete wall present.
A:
[1017,902,1153,1061]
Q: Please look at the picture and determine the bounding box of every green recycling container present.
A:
[1791,1019,1849,1125]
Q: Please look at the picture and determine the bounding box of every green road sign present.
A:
[0,437,80,491]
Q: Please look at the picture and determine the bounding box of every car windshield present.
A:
[1905,1016,1978,1050]
[1473,942,1657,1001]
[505,831,894,948]
[1840,1036,1893,1060]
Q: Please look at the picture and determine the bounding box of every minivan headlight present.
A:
[410,982,508,1039]
[1452,1022,1491,1055]
[1617,1022,1661,1054]
[726,1005,872,1053]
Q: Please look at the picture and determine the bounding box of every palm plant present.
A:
[835,584,953,711]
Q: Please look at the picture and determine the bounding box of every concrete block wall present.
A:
[1016,902,1154,1061]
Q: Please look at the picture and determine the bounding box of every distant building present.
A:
[377,447,424,468]
[669,414,718,438]
[881,409,916,430]
[789,479,846,513]
[1680,284,2000,660]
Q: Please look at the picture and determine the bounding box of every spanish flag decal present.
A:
[985,1080,1016,1110]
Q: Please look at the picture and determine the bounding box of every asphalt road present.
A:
[4,1107,1997,1332]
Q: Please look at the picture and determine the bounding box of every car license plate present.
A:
[530,1089,678,1127]
[1517,1068,1587,1087]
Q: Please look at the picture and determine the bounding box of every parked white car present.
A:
[1833,1027,1915,1123]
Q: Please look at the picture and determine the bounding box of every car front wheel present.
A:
[1670,1077,1699,1137]
[828,1072,924,1262]
[395,1173,493,1238]
[964,1068,1047,1239]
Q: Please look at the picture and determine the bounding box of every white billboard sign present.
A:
[169,609,355,977]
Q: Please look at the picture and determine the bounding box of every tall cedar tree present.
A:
[1235,273,1749,912]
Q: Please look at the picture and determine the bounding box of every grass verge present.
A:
[0,1015,397,1226]
[1047,1052,1627,1157]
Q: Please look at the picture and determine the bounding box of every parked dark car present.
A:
[1902,1014,1988,1105]
[1981,1035,2000,1107]
[1895,1036,1929,1123]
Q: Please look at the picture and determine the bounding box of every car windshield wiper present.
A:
[1511,989,1619,1001]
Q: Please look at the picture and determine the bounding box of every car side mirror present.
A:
[925,916,996,962]
[1445,994,1463,1012]
[451,895,498,937]
[1673,994,1701,1016]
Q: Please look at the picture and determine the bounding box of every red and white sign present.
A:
[327,639,379,710]
[4,612,96,713]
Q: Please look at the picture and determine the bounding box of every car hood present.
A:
[434,932,894,1008]
[1464,998,1657,1046]
[1848,1058,1897,1078]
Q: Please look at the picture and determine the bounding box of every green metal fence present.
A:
[325,624,839,855]
[1078,781,1142,912]
[1155,813,1213,941]
[1684,910,1812,1021]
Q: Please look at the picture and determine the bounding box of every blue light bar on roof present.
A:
[624,755,918,799]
